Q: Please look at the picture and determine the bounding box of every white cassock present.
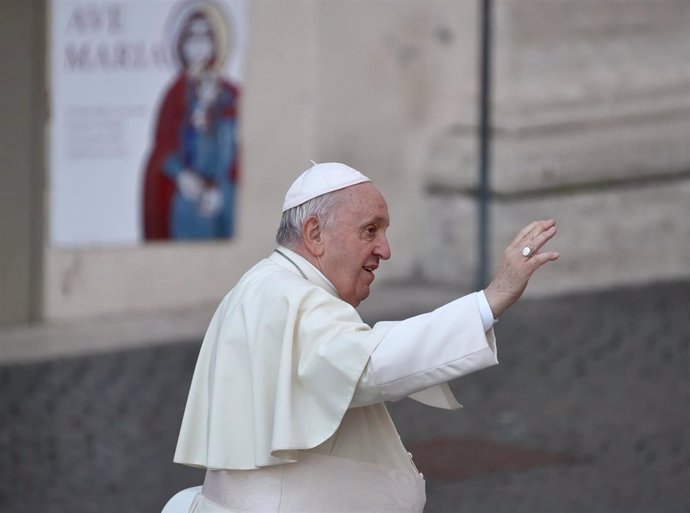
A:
[174,246,498,513]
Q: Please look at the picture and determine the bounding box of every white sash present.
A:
[197,452,426,513]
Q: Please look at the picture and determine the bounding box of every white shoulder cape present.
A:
[174,252,395,470]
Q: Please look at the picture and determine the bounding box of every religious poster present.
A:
[49,0,247,246]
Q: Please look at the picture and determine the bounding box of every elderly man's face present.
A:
[319,182,391,307]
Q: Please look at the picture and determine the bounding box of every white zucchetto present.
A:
[282,162,371,212]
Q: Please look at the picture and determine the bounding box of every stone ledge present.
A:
[423,177,690,295]
[426,107,690,194]
[0,284,462,365]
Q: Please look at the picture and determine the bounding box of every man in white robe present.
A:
[173,163,559,512]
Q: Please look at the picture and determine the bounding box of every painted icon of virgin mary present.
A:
[143,1,240,240]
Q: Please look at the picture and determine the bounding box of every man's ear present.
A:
[302,216,325,256]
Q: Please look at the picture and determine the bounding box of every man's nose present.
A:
[376,234,392,260]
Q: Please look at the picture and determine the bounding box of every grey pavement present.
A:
[1,280,688,513]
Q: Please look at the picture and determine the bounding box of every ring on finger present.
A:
[521,245,532,257]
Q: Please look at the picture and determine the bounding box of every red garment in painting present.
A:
[142,74,240,240]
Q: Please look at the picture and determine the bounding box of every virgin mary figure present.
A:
[143,1,240,240]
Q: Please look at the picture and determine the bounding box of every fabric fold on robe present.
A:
[174,253,395,470]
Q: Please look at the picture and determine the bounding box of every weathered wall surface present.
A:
[422,0,690,293]
[313,0,479,282]
[3,0,688,324]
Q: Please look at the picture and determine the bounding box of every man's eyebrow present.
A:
[361,215,390,227]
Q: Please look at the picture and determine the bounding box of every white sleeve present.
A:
[476,290,497,331]
[351,292,498,409]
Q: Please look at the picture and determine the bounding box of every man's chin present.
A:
[355,287,371,306]
[343,283,372,307]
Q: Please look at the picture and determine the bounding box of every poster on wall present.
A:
[49,0,248,246]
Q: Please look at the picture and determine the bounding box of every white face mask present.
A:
[182,19,214,70]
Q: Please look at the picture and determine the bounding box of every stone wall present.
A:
[4,0,688,323]
[422,0,690,293]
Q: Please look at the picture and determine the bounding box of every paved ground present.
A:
[1,280,688,513]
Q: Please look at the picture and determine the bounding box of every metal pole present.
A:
[476,0,493,289]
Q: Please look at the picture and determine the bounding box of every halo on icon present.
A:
[164,0,235,71]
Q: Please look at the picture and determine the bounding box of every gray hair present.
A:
[276,191,342,248]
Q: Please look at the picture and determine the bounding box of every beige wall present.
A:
[313,0,479,282]
[423,0,690,291]
[2,0,689,324]
[309,0,690,294]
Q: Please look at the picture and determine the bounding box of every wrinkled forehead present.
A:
[333,182,390,224]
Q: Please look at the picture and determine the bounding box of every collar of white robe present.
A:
[274,249,308,280]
